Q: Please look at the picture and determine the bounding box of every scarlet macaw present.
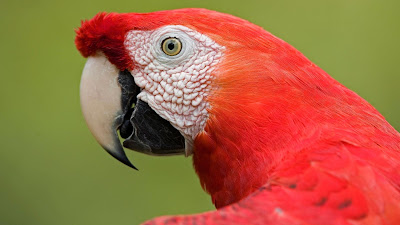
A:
[76,8,400,224]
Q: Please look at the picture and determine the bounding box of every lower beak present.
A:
[79,54,137,169]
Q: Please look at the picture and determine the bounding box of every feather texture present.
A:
[145,141,400,224]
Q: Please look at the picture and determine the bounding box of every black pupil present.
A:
[168,41,175,50]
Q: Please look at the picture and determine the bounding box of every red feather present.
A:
[146,142,400,224]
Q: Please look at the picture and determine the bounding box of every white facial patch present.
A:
[124,25,224,155]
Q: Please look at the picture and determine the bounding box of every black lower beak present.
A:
[116,70,185,165]
[122,99,186,155]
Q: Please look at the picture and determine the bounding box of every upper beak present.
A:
[80,53,137,169]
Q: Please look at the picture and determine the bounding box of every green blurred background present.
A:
[1,0,399,224]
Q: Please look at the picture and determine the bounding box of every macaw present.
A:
[75,8,400,225]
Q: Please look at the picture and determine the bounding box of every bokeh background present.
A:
[1,0,399,224]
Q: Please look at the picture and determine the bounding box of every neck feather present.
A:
[192,44,397,208]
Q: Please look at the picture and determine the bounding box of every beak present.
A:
[80,54,137,169]
[79,53,186,170]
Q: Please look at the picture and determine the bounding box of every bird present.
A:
[75,8,400,225]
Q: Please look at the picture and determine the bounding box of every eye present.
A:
[161,37,182,56]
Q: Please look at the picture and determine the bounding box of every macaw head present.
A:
[77,9,215,168]
[76,8,280,169]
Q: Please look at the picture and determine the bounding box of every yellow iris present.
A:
[162,37,182,56]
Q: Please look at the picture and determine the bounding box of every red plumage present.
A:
[75,8,400,225]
